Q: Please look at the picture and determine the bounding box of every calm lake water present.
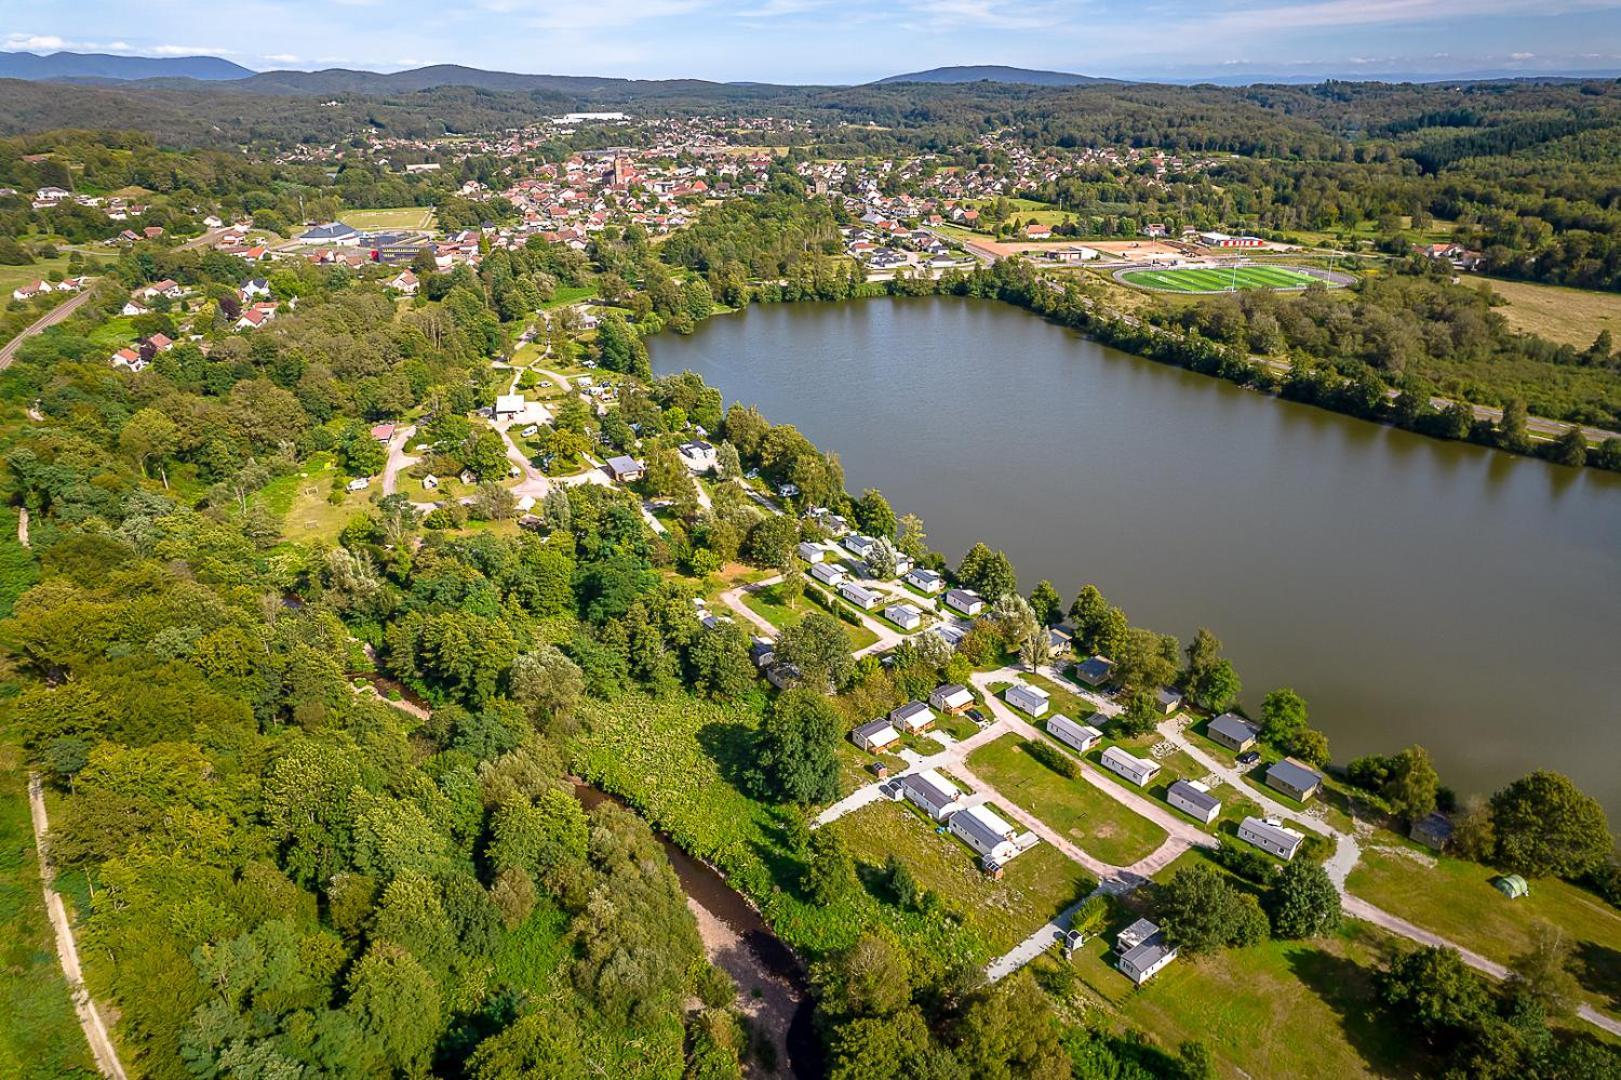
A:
[652,296,1621,818]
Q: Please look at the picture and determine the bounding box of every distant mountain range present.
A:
[0,50,253,82]
[875,65,1118,86]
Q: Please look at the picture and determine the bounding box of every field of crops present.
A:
[1119,265,1333,293]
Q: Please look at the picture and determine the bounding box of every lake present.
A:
[651,296,1621,818]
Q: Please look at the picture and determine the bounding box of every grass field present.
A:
[833,799,1094,958]
[1120,265,1332,293]
[744,582,879,650]
[337,206,435,231]
[1347,844,1621,1019]
[1484,277,1621,350]
[1059,911,1429,1078]
[0,742,98,1079]
[0,254,111,296]
[966,734,1167,866]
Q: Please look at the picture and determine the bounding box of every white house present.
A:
[1167,779,1222,825]
[1004,683,1050,718]
[389,269,419,295]
[1100,745,1160,787]
[1047,714,1102,754]
[1238,816,1305,861]
[1116,918,1177,985]
[678,440,718,473]
[796,541,827,564]
[494,393,527,420]
[905,567,943,594]
[842,533,878,560]
[840,581,882,610]
[902,769,963,820]
[949,803,1021,867]
[850,718,900,752]
[884,603,923,630]
[945,588,984,616]
[930,684,974,713]
[810,561,847,587]
[890,700,935,732]
[12,280,51,301]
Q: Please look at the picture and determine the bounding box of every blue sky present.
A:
[6,0,1621,82]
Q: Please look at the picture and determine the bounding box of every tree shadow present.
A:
[1574,940,1621,1012]
[695,720,758,793]
[1287,946,1429,1078]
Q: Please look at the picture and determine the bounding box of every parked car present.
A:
[1237,750,1261,767]
[966,708,989,727]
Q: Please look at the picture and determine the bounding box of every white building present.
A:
[810,561,847,587]
[1004,683,1050,718]
[1238,816,1305,861]
[843,534,878,560]
[1167,779,1222,825]
[840,581,882,610]
[678,440,718,473]
[885,603,924,630]
[1100,745,1160,787]
[494,393,527,419]
[1047,714,1102,754]
[949,803,1021,867]
[930,684,974,713]
[1116,918,1177,985]
[905,567,944,594]
[890,700,935,732]
[945,588,984,616]
[902,769,963,820]
[797,541,827,564]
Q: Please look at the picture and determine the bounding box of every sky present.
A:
[5,0,1621,83]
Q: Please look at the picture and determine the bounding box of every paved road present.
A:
[380,424,420,496]
[28,774,128,1079]
[0,288,95,369]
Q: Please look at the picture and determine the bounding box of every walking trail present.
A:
[28,774,128,1079]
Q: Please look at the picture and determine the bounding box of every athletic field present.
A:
[1117,264,1341,293]
[337,206,436,231]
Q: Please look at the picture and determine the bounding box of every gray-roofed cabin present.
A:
[1265,758,1323,803]
[1208,712,1261,752]
[1166,779,1222,824]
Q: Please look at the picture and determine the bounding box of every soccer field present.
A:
[337,206,436,231]
[1118,265,1335,293]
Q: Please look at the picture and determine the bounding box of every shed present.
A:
[604,455,645,483]
[1410,812,1454,852]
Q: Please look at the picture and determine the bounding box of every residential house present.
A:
[905,567,943,593]
[1074,655,1115,687]
[929,684,974,714]
[677,440,718,473]
[1167,779,1222,825]
[389,270,420,295]
[1004,683,1050,718]
[840,581,882,610]
[494,393,527,420]
[1100,746,1160,788]
[1265,759,1323,803]
[890,701,935,733]
[842,533,878,560]
[11,280,50,301]
[851,718,901,752]
[604,456,645,483]
[110,347,145,372]
[241,278,271,300]
[810,561,847,587]
[949,803,1022,869]
[1115,918,1177,985]
[1238,816,1305,861]
[121,299,150,317]
[902,769,963,820]
[885,603,923,630]
[945,588,984,616]
[1207,713,1260,753]
[1047,714,1102,754]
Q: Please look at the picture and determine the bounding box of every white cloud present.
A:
[5,34,68,50]
[263,53,301,63]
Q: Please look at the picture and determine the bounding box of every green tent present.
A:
[1492,874,1530,899]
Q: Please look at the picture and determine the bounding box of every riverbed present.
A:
[650,296,1621,817]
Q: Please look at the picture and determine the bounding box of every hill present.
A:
[875,65,1118,86]
[0,50,253,82]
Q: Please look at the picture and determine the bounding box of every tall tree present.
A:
[1490,771,1611,878]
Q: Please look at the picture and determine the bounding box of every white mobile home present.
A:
[1046,714,1102,754]
[902,769,963,820]
[1238,816,1305,861]
[797,541,827,564]
[1115,918,1178,986]
[1100,745,1160,788]
[840,581,882,610]
[905,567,944,594]
[949,803,1020,866]
[944,588,984,616]
[1167,779,1222,825]
[810,561,847,587]
[884,603,924,630]
[1004,683,1050,718]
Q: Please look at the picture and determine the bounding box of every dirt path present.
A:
[27,774,128,1079]
[17,506,29,548]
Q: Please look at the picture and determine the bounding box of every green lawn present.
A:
[85,316,139,349]
[748,582,879,650]
[337,206,435,230]
[0,254,112,295]
[1120,265,1335,293]
[542,285,598,310]
[966,735,1167,867]
[1019,672,1100,722]
[262,456,377,544]
[1347,844,1621,1019]
[832,799,1093,958]
[0,742,98,1079]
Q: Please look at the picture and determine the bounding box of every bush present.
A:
[1023,738,1080,779]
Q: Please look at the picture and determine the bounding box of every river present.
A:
[650,296,1621,818]
[572,783,822,1079]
